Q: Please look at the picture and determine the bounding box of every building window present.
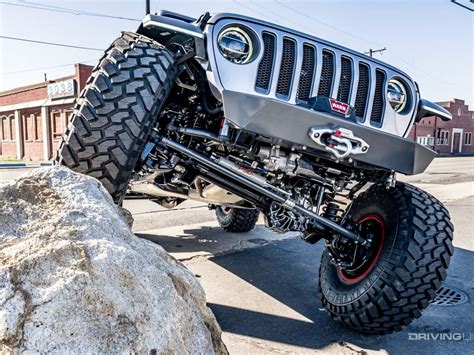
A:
[51,111,62,140]
[23,115,30,142]
[64,110,73,127]
[417,136,434,146]
[34,113,42,141]
[437,130,449,145]
[464,132,472,145]
[9,116,15,141]
[0,116,6,141]
[458,108,461,116]
[22,113,43,142]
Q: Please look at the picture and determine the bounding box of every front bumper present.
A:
[222,91,436,175]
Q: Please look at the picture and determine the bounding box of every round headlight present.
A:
[387,78,408,113]
[218,27,254,64]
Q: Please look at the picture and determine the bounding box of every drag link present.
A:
[160,137,367,245]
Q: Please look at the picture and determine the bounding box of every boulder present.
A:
[0,166,227,354]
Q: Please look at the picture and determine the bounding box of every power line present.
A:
[15,0,141,20]
[0,1,83,15]
[261,0,458,85]
[235,0,370,54]
[450,0,474,12]
[232,0,278,24]
[0,1,140,21]
[247,0,310,30]
[0,35,104,51]
[275,0,385,49]
[0,60,97,75]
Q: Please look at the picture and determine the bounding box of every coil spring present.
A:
[323,202,344,222]
[179,113,205,146]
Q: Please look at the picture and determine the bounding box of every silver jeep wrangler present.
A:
[58,7,453,334]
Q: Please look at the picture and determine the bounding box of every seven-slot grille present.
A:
[255,33,387,125]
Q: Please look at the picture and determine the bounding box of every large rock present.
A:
[0,166,227,354]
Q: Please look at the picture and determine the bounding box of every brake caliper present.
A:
[309,126,370,159]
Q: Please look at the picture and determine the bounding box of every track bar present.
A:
[161,137,366,244]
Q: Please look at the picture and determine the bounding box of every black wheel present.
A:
[215,207,259,233]
[56,32,176,204]
[319,182,454,334]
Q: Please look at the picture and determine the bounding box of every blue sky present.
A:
[0,0,472,107]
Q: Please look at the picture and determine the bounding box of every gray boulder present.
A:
[0,166,227,354]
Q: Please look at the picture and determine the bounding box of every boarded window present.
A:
[9,116,15,141]
[23,114,30,141]
[35,113,42,141]
[51,111,63,140]
[65,110,73,126]
[0,116,6,141]
[51,110,71,140]
[23,113,42,142]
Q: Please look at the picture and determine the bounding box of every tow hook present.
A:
[309,126,370,159]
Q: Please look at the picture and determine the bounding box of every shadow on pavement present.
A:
[137,225,288,255]
[137,224,473,353]
[137,226,225,254]
[206,238,474,354]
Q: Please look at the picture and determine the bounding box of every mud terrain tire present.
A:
[216,207,260,233]
[319,182,454,334]
[56,32,176,204]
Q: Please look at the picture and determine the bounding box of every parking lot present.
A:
[1,157,473,354]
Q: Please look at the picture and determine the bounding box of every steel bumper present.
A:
[222,91,436,175]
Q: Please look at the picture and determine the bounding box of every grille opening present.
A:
[370,69,386,125]
[255,32,276,91]
[297,44,315,102]
[354,63,370,119]
[336,56,353,103]
[317,50,334,98]
[276,38,296,98]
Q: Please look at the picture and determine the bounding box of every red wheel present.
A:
[337,214,385,284]
[319,183,453,334]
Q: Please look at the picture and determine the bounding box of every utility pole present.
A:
[145,0,150,15]
[365,47,386,57]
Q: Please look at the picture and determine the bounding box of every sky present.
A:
[0,0,472,107]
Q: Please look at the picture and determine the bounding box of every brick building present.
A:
[407,99,474,155]
[0,64,93,161]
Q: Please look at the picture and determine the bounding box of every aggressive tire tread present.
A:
[319,182,454,334]
[56,32,176,203]
[216,207,260,233]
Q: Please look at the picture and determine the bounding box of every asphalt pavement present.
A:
[1,157,473,354]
